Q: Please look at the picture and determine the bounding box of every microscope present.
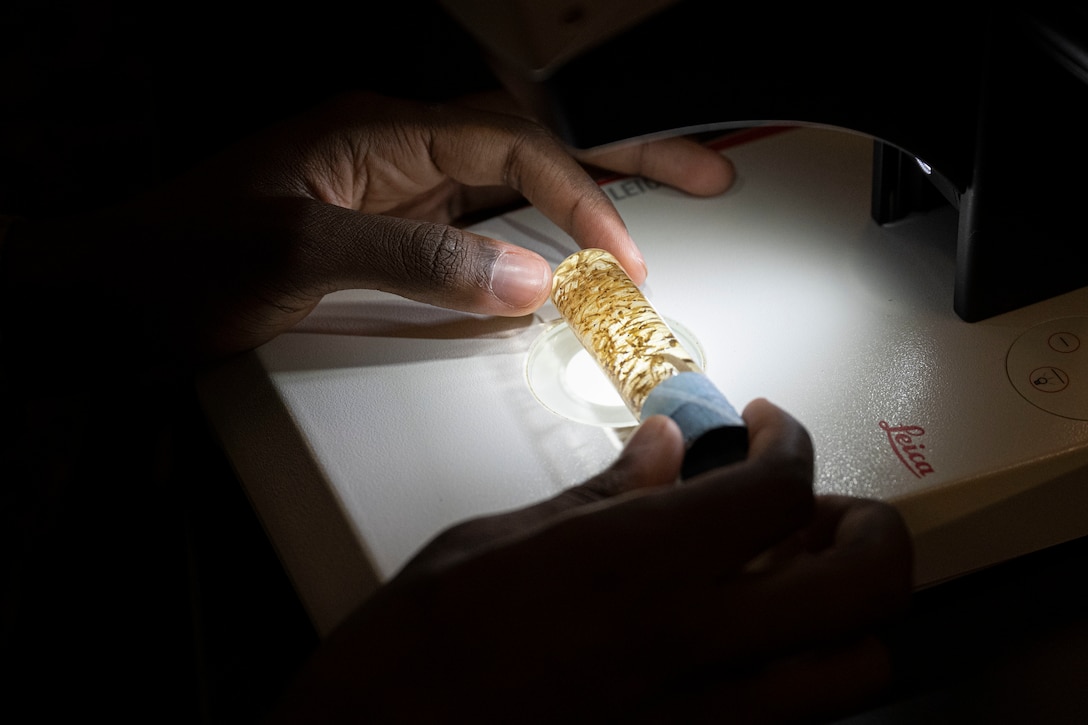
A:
[429,0,1088,586]
[441,0,1088,322]
[196,1,1088,635]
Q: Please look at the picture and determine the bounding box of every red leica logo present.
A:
[879,421,935,478]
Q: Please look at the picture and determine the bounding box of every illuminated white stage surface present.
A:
[198,127,1088,636]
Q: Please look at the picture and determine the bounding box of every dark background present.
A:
[1,1,497,720]
[0,0,497,219]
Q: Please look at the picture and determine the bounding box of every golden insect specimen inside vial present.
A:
[551,248,702,417]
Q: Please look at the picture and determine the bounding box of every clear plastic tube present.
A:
[551,248,748,476]
[550,248,702,418]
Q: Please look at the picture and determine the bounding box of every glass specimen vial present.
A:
[550,248,748,476]
[551,248,703,418]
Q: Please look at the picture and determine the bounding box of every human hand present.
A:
[454,88,737,196]
[268,399,912,724]
[1,92,734,366]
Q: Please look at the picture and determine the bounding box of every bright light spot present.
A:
[564,350,625,406]
[915,157,933,175]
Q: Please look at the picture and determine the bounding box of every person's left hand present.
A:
[2,91,734,366]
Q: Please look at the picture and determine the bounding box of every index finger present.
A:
[428,111,648,284]
[577,135,736,197]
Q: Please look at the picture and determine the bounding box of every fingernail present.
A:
[632,252,648,284]
[490,252,550,309]
[622,232,648,284]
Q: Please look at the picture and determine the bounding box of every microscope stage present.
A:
[199,127,1088,635]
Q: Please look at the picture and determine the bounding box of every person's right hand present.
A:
[268,399,913,724]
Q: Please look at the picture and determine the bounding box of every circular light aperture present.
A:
[526,317,706,428]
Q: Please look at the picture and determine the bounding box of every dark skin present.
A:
[270,407,912,723]
[1,91,912,722]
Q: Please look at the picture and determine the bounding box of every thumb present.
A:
[575,415,686,501]
[312,206,553,316]
[400,416,685,573]
[487,415,687,529]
